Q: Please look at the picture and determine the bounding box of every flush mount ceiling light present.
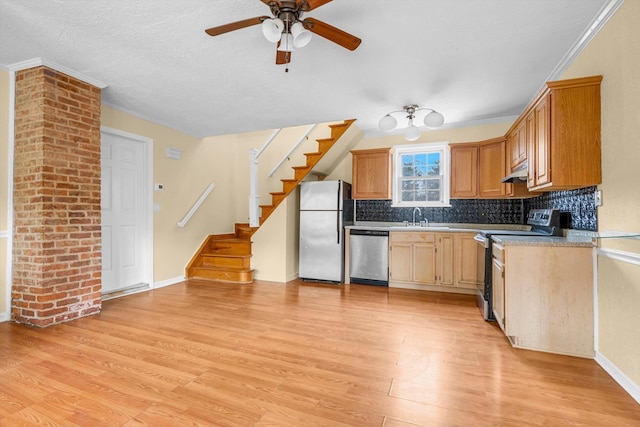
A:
[378,104,445,141]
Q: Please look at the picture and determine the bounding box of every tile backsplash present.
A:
[354,186,597,231]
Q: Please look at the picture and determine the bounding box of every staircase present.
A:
[185,119,356,284]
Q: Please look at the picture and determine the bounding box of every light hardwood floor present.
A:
[1,280,639,426]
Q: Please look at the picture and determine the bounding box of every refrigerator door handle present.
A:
[336,181,341,244]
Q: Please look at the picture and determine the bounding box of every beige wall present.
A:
[560,0,640,388]
[0,69,8,317]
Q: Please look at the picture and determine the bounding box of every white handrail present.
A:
[177,182,215,227]
[256,129,281,158]
[269,124,316,177]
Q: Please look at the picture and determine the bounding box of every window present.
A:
[392,142,450,207]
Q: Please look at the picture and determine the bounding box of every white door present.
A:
[101,128,151,294]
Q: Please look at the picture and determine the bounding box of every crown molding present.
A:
[7,57,108,89]
[540,0,624,88]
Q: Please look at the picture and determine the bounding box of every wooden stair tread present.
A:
[192,265,253,272]
[202,253,251,259]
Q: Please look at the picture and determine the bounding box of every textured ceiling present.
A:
[0,0,620,138]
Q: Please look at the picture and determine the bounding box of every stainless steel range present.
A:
[473,209,563,320]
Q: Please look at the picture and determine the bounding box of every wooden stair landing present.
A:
[185,119,357,284]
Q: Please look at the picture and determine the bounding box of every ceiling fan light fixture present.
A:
[379,104,444,140]
[291,21,312,48]
[378,114,397,132]
[262,18,284,43]
[424,110,445,128]
[277,32,296,52]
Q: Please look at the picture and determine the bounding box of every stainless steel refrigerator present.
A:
[298,180,353,283]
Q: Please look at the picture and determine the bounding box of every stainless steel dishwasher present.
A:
[349,229,389,286]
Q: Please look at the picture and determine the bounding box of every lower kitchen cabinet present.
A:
[453,233,484,290]
[494,242,594,358]
[492,243,506,330]
[389,232,453,287]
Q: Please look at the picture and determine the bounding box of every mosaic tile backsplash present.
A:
[354,186,597,231]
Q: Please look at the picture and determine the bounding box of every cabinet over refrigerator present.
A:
[298,180,353,283]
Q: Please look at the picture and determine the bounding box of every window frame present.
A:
[391,142,451,208]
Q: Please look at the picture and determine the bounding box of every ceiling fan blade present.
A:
[303,18,361,51]
[205,16,268,37]
[301,0,332,11]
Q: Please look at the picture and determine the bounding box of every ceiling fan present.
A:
[205,0,361,68]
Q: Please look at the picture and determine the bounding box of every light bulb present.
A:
[378,115,397,131]
[424,111,445,128]
[404,124,420,141]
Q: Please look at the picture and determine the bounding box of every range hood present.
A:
[501,162,528,183]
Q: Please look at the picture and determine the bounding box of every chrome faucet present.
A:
[412,207,421,225]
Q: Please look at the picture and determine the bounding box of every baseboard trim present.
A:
[0,311,10,322]
[595,351,640,404]
[154,276,185,289]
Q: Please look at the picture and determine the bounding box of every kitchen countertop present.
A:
[346,222,529,233]
[346,222,596,247]
[491,234,595,247]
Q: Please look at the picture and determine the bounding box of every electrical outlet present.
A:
[594,190,603,207]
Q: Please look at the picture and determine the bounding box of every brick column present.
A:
[12,66,102,327]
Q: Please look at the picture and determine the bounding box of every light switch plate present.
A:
[594,190,602,207]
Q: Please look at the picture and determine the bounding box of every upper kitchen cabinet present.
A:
[507,120,527,170]
[478,137,507,198]
[351,148,392,199]
[451,138,529,199]
[516,75,602,191]
[450,144,478,198]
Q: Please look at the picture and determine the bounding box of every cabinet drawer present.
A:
[493,242,505,263]
[390,232,436,244]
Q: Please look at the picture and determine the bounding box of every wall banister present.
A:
[177,182,215,228]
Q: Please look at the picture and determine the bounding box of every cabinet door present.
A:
[534,95,551,187]
[478,139,507,198]
[508,123,527,170]
[351,148,392,199]
[437,234,454,286]
[492,256,505,331]
[389,242,413,283]
[454,233,482,289]
[526,112,536,188]
[450,145,478,198]
[413,243,437,284]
